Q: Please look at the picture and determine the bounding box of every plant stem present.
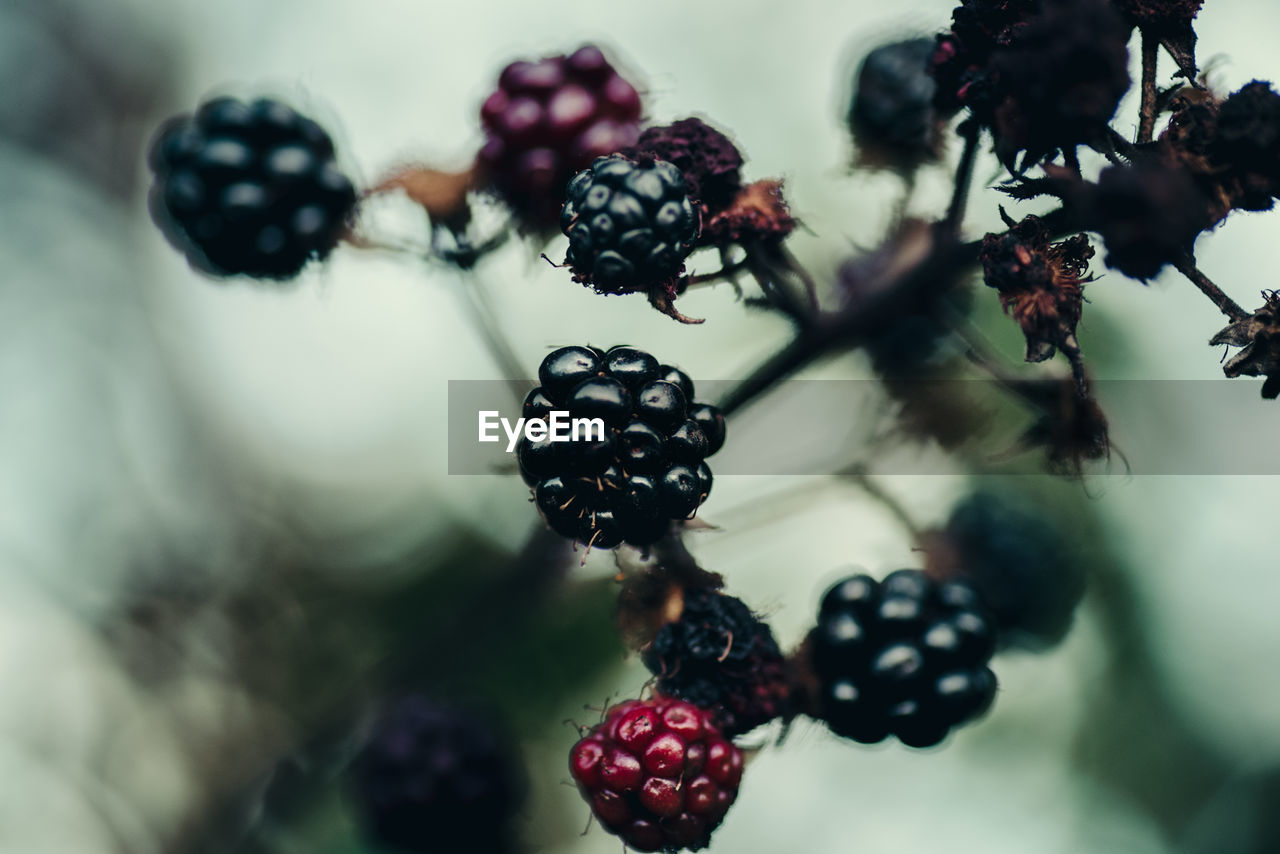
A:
[944,123,981,234]
[1172,255,1248,322]
[1138,31,1159,144]
[840,464,920,538]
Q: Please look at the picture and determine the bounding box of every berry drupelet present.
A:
[809,569,997,748]
[352,696,525,854]
[478,45,643,228]
[147,96,357,279]
[569,696,744,852]
[642,588,790,738]
[520,345,724,550]
[560,154,700,295]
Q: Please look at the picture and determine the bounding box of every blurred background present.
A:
[3,0,1280,851]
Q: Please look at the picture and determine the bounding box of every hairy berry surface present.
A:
[479,45,643,227]
[560,155,700,294]
[521,345,722,549]
[642,588,789,737]
[147,96,357,279]
[569,696,743,852]
[353,696,525,854]
[810,569,997,748]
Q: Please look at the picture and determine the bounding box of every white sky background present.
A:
[4,0,1280,851]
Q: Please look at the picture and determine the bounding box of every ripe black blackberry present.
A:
[147,96,358,279]
[560,155,700,295]
[848,38,944,172]
[641,588,790,738]
[926,491,1085,649]
[520,345,724,550]
[352,696,525,854]
[808,569,997,748]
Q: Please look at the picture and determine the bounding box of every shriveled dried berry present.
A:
[622,118,744,216]
[980,214,1093,371]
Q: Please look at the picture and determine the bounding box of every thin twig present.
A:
[459,272,533,405]
[1172,255,1248,321]
[839,463,921,538]
[1138,31,1159,144]
[944,123,982,233]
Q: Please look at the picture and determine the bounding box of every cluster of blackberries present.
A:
[642,588,790,738]
[560,155,700,294]
[810,569,997,748]
[520,345,724,549]
[569,696,744,853]
[479,45,643,228]
[352,696,525,854]
[148,96,357,279]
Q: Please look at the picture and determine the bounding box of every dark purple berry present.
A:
[353,696,524,854]
[479,45,643,228]
[147,95,356,280]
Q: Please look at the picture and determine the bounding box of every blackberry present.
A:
[809,569,997,748]
[927,490,1085,649]
[848,38,943,171]
[352,696,525,854]
[569,696,743,852]
[642,588,790,737]
[147,95,357,279]
[519,345,723,549]
[621,118,744,215]
[478,45,643,228]
[560,155,700,294]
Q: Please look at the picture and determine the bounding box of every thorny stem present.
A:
[1138,31,1159,144]
[1173,255,1249,322]
[944,123,982,234]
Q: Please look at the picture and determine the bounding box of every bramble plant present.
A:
[141,1,1280,851]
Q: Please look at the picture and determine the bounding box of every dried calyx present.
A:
[1210,291,1280,399]
[980,213,1093,385]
